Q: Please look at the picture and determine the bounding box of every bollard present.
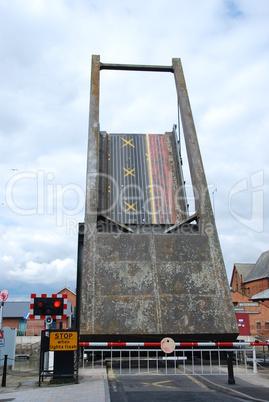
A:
[252,346,257,374]
[1,355,8,387]
[227,351,235,384]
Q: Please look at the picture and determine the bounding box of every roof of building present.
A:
[244,250,269,283]
[57,287,76,296]
[2,302,30,318]
[251,288,269,300]
[234,263,255,282]
[2,300,72,318]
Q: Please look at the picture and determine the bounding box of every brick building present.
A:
[2,302,29,335]
[230,250,269,339]
[57,287,77,326]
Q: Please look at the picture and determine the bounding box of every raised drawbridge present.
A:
[77,56,238,342]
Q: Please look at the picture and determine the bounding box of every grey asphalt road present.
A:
[108,375,247,402]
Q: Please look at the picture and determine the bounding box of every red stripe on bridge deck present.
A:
[149,134,176,224]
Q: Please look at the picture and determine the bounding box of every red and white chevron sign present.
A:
[29,293,68,320]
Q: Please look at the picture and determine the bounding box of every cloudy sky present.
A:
[0,0,268,300]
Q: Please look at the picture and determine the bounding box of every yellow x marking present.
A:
[121,137,135,148]
[124,201,137,212]
[123,168,135,177]
[142,380,176,389]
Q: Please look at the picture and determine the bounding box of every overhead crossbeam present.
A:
[100,62,173,73]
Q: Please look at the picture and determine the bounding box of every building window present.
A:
[265,322,269,330]
[18,318,27,336]
[257,321,261,330]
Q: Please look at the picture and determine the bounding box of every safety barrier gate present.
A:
[79,341,269,377]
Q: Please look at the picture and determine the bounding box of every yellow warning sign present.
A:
[49,331,78,351]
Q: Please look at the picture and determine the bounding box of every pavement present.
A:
[197,367,269,402]
[0,367,110,402]
[0,364,269,401]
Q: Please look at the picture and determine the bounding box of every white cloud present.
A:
[9,258,75,285]
[0,0,268,298]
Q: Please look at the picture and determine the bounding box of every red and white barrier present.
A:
[79,341,269,348]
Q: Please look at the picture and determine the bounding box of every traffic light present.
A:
[33,297,64,316]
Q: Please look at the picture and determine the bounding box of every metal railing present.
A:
[80,341,269,377]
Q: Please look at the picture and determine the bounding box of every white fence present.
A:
[81,346,268,376]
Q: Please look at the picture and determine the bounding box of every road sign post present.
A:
[0,290,9,331]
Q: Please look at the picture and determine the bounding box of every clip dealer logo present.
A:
[228,170,264,233]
